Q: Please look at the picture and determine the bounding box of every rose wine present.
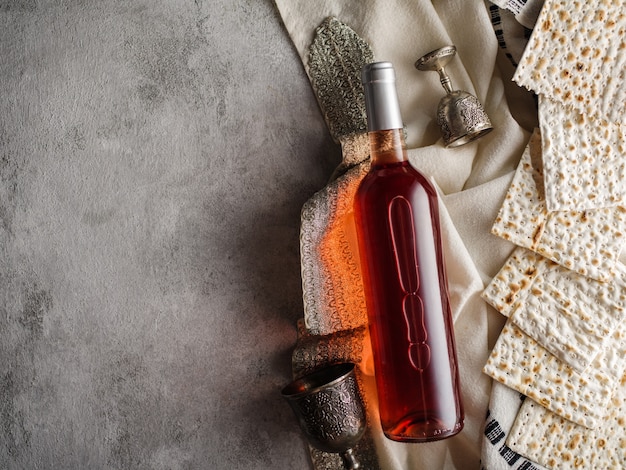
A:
[354,62,463,442]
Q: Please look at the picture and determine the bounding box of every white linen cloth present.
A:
[481,383,547,470]
[274,0,538,468]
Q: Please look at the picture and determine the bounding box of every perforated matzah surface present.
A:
[539,95,626,212]
[483,246,626,373]
[481,247,544,317]
[483,318,626,429]
[514,0,626,125]
[507,374,626,470]
[491,130,626,282]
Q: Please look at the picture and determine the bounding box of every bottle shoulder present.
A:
[358,161,437,194]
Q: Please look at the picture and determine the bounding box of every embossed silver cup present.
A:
[415,45,493,147]
[281,363,366,469]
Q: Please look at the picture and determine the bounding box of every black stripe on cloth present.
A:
[487,5,516,65]
[518,461,541,470]
[484,417,506,445]
[499,444,521,465]
[506,0,529,16]
[483,409,543,469]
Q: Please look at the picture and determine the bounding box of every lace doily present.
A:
[290,16,382,469]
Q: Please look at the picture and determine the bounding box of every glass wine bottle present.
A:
[354,62,464,442]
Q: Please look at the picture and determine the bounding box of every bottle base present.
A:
[383,417,464,443]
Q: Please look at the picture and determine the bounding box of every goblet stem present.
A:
[437,68,453,95]
[340,448,360,469]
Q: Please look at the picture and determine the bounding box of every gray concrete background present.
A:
[0,0,339,468]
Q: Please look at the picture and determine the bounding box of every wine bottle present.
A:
[354,62,464,442]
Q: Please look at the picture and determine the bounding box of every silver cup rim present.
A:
[281,363,356,400]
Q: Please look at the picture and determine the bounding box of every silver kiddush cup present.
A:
[281,363,367,469]
[415,45,493,147]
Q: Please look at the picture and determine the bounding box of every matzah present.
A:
[483,318,626,429]
[514,0,626,125]
[539,95,626,212]
[506,374,626,469]
[483,246,626,373]
[481,247,543,317]
[491,129,626,282]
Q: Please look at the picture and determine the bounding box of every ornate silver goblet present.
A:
[281,363,367,469]
[415,45,493,147]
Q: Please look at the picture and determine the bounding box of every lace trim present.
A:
[308,17,374,143]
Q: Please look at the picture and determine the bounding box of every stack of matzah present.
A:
[483,1,626,467]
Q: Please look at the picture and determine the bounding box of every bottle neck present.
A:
[362,62,403,132]
[368,128,408,167]
[361,63,406,168]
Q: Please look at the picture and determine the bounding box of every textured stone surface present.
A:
[0,0,340,468]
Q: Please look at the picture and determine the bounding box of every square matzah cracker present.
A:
[506,374,626,469]
[483,246,626,373]
[483,318,626,429]
[514,0,626,124]
[491,129,626,282]
[481,247,544,317]
[539,95,626,212]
